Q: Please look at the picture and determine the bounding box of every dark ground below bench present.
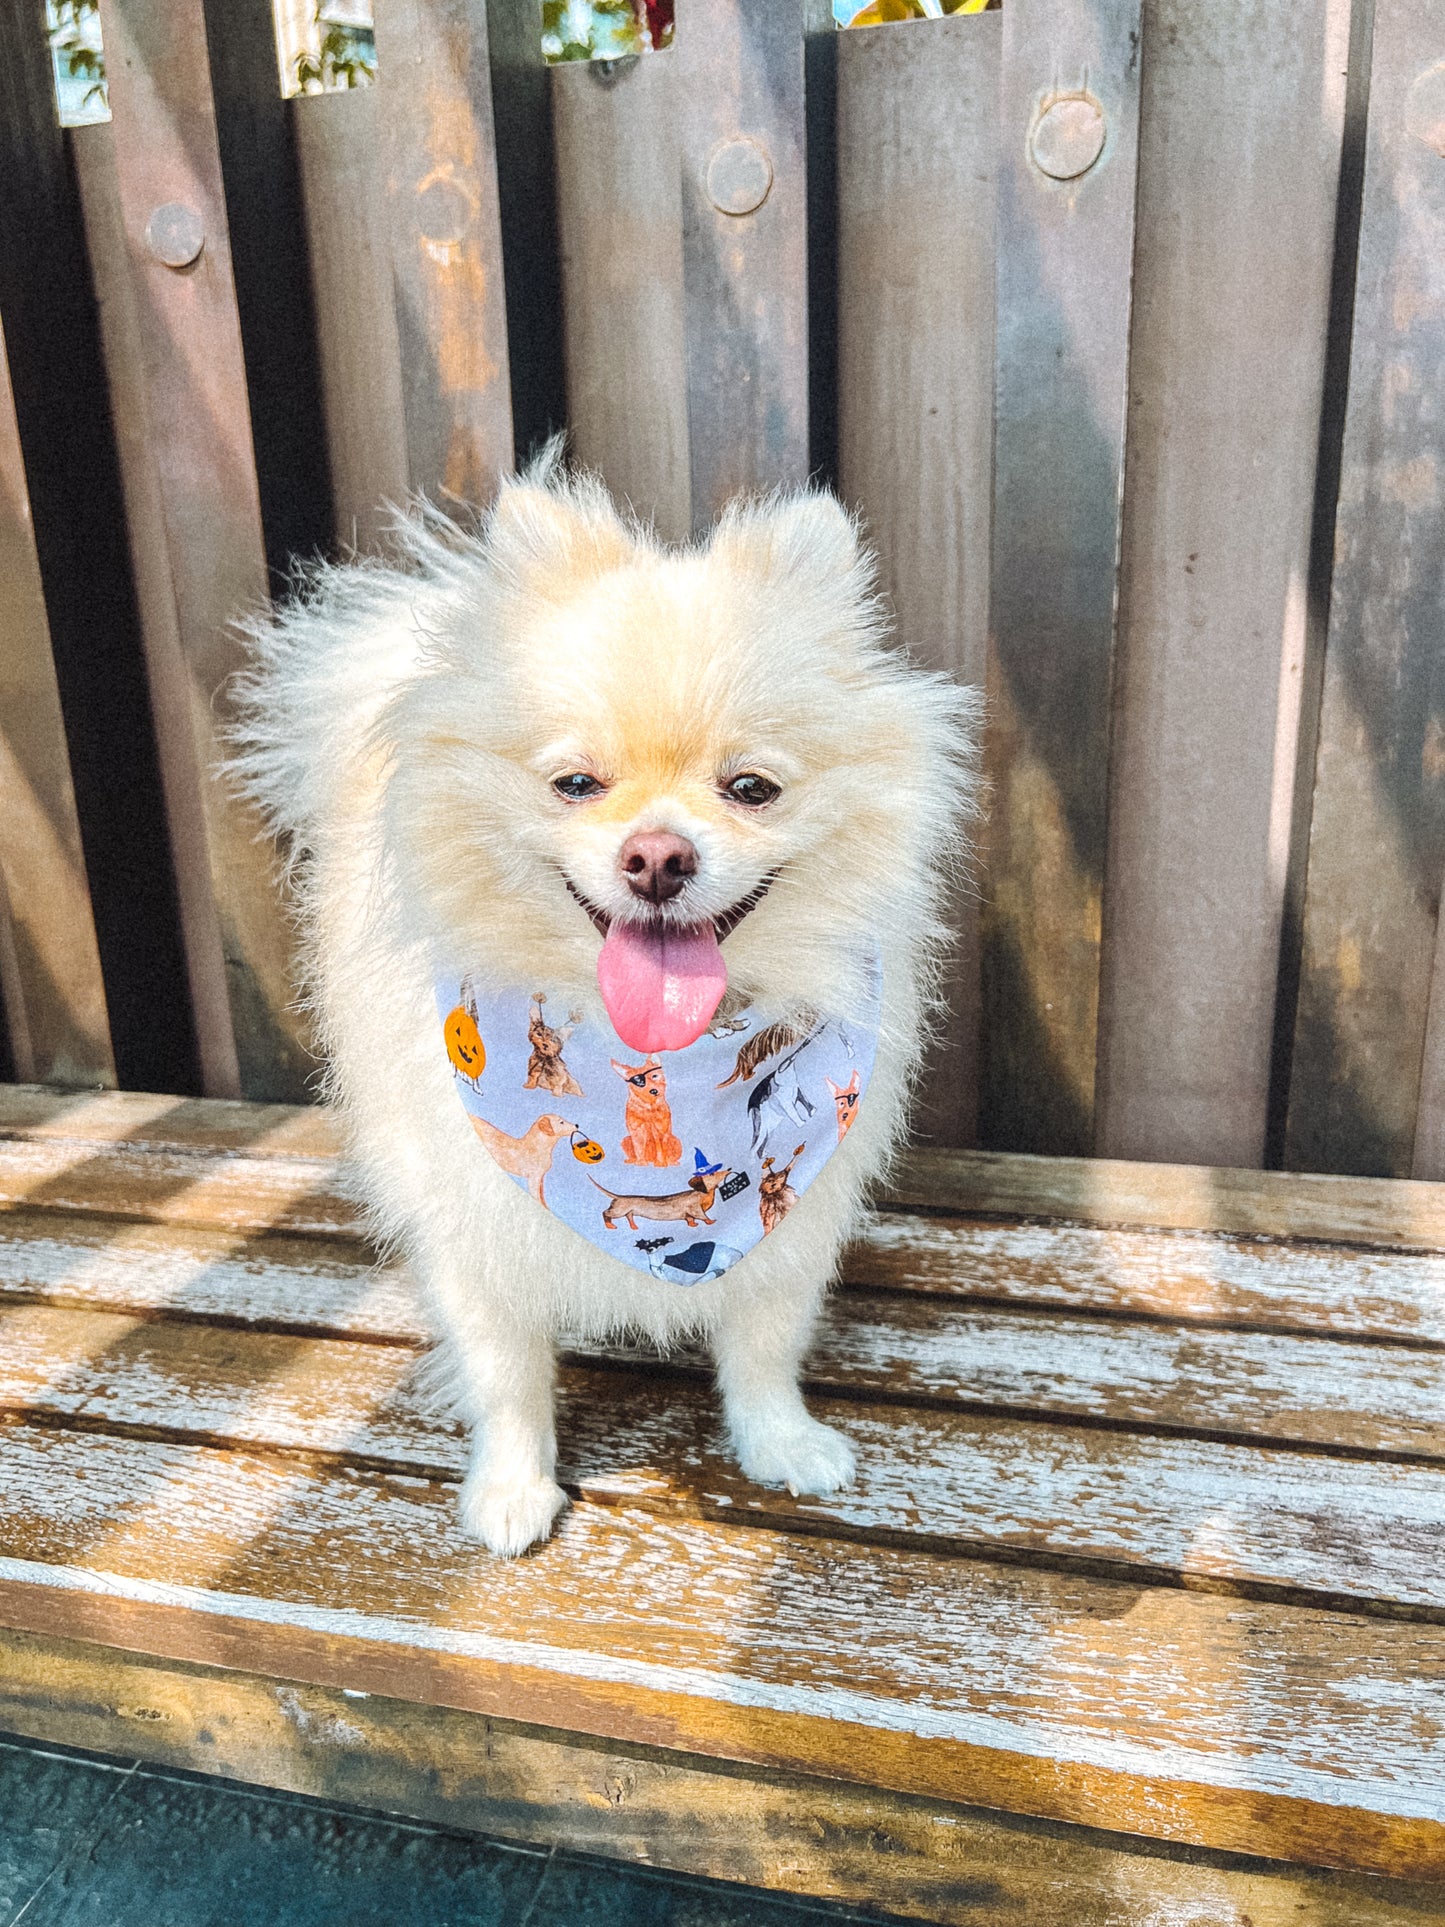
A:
[0,1734,903,1927]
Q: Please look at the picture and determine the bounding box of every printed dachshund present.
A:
[592,1167,732,1232]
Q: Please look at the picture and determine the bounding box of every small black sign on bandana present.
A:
[635,1235,673,1253]
[719,1171,751,1202]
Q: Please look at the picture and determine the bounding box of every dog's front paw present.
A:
[458,1473,568,1557]
[734,1411,857,1498]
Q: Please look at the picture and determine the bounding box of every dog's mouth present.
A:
[565,874,775,1055]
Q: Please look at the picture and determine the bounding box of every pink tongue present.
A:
[598,921,727,1054]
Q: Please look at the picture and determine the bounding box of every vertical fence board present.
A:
[70,122,233,1085]
[1093,0,1350,1169]
[836,13,998,1147]
[552,55,690,541]
[375,0,514,508]
[0,332,114,1089]
[484,0,566,465]
[1286,6,1445,1178]
[675,0,820,528]
[203,0,334,582]
[292,89,410,554]
[97,0,308,1102]
[1415,903,1445,1180]
[0,6,197,1097]
[981,0,1142,1156]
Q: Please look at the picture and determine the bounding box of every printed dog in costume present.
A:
[757,1144,805,1234]
[523,994,584,1097]
[611,1055,682,1167]
[235,451,978,1555]
[592,1166,732,1232]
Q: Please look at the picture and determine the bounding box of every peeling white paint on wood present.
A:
[0,1429,1438,1825]
[821,1296,1445,1457]
[2,1304,1440,1607]
[0,1215,423,1339]
[0,1139,356,1236]
[856,1211,1445,1344]
[0,1086,339,1160]
[4,1097,1445,1876]
[6,1145,1445,1359]
[2,1222,1441,1461]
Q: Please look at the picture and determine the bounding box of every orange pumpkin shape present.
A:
[444,1006,486,1080]
[570,1132,605,1163]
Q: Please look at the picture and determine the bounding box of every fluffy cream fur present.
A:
[235,456,977,1556]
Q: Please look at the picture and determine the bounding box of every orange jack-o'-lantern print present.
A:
[570,1130,605,1164]
[444,1005,486,1085]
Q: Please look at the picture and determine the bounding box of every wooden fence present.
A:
[0,0,1441,1180]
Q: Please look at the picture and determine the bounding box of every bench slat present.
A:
[0,1420,1437,1877]
[819,1293,1445,1462]
[7,1089,1445,1249]
[892,1145,1445,1249]
[0,1627,1436,1927]
[0,1137,355,1237]
[0,1213,417,1339]
[850,1210,1445,1346]
[0,1305,1436,1612]
[0,1221,1441,1461]
[6,1163,1445,1355]
[0,1087,339,1159]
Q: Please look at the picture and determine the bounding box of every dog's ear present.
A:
[609,1058,633,1080]
[710,490,862,594]
[487,463,633,598]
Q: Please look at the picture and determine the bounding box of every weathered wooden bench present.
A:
[0,1081,1440,1923]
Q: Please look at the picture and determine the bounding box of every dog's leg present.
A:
[428,1281,566,1557]
[712,1278,856,1498]
[464,1320,566,1555]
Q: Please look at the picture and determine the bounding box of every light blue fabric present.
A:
[436,958,880,1284]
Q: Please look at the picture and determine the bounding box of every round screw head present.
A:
[144,202,205,269]
[705,137,773,217]
[1406,62,1445,158]
[1030,94,1107,181]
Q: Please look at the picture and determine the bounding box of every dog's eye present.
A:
[723,773,780,808]
[552,772,606,802]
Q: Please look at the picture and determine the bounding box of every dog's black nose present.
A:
[619,831,697,905]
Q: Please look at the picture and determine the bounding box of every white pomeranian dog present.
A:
[236,455,976,1556]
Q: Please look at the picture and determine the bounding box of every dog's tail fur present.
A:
[228,511,467,866]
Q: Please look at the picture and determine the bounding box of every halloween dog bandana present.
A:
[436,956,880,1284]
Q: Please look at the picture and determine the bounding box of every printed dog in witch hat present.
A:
[758,1144,806,1234]
[592,1165,732,1232]
[523,993,584,1097]
[468,1113,574,1208]
[612,1055,682,1166]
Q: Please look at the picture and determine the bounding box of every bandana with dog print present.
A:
[435,954,880,1284]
